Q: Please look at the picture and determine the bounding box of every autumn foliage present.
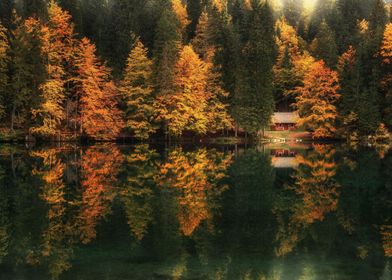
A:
[30,2,75,137]
[79,145,124,243]
[293,60,340,138]
[76,38,123,140]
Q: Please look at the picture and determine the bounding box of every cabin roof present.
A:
[272,112,300,124]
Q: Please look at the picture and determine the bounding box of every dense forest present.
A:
[0,0,391,141]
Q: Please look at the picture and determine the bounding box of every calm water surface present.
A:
[0,143,391,280]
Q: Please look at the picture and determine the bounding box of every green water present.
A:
[0,143,390,280]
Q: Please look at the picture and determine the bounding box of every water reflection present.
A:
[0,143,390,279]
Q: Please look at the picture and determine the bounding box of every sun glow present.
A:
[272,0,317,13]
[303,0,316,11]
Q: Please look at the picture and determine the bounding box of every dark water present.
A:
[0,143,391,280]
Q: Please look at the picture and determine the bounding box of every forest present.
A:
[0,0,391,141]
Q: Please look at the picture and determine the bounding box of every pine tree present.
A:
[186,0,202,38]
[191,9,232,133]
[294,60,340,139]
[282,0,303,27]
[153,6,182,95]
[8,16,44,131]
[310,20,338,69]
[103,0,143,73]
[205,60,232,133]
[209,2,241,102]
[191,10,213,60]
[30,2,76,137]
[153,5,183,136]
[234,1,276,136]
[0,0,13,28]
[355,19,383,135]
[75,38,123,140]
[335,0,362,52]
[20,0,47,18]
[0,22,9,121]
[337,46,360,138]
[273,17,304,110]
[119,39,156,140]
[369,0,387,34]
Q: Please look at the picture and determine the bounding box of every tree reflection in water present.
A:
[0,144,389,279]
[78,145,124,244]
[157,148,232,236]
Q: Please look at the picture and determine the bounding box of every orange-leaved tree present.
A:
[79,145,124,244]
[75,38,123,140]
[293,60,340,139]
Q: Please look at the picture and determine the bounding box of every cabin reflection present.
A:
[265,143,310,169]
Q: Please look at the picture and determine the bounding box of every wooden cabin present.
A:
[271,112,300,131]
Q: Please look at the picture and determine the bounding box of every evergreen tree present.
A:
[208,1,241,106]
[310,20,338,69]
[192,9,232,133]
[75,38,123,140]
[0,0,14,28]
[153,6,182,95]
[335,0,362,52]
[357,87,381,135]
[19,0,48,18]
[0,22,9,121]
[9,16,44,131]
[119,39,156,140]
[369,0,387,34]
[205,58,232,133]
[273,17,305,110]
[282,0,303,27]
[337,46,360,138]
[186,0,203,38]
[234,1,276,136]
[191,10,213,60]
[355,20,383,134]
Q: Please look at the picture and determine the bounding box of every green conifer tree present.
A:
[8,15,44,131]
[310,20,338,68]
[234,1,276,136]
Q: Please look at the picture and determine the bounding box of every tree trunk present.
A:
[10,105,16,131]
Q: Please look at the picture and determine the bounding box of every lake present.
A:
[0,143,391,280]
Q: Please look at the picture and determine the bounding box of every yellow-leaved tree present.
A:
[380,23,392,128]
[171,0,190,39]
[293,60,340,139]
[155,45,230,136]
[120,38,156,140]
[31,1,76,137]
[155,45,208,136]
